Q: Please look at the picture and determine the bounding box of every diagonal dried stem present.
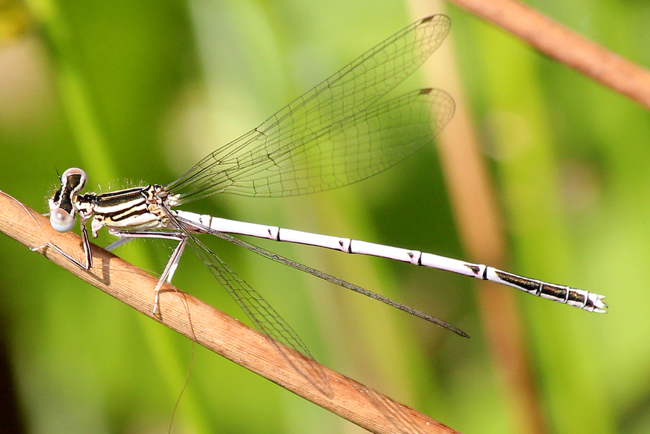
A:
[0,190,459,434]
[448,0,650,109]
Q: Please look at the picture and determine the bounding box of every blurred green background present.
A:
[0,0,648,433]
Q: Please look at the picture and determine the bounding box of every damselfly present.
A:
[47,15,607,394]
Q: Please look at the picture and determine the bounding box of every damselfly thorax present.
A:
[50,168,181,237]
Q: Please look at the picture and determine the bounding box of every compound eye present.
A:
[50,207,76,232]
[61,168,87,192]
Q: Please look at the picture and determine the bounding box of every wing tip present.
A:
[420,14,451,27]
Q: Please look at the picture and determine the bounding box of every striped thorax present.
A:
[49,168,181,238]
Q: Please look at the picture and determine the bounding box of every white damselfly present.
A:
[47,15,606,395]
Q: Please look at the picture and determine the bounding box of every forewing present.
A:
[217,88,454,196]
[168,15,452,202]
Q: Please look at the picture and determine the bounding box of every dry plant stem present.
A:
[430,49,548,433]
[0,191,458,434]
[448,0,650,110]
[434,73,547,431]
[438,103,546,433]
[409,2,548,431]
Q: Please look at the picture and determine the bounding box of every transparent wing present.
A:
[178,226,333,396]
[168,15,452,203]
[183,88,453,198]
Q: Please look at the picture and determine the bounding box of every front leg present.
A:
[80,224,93,270]
[31,220,93,271]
